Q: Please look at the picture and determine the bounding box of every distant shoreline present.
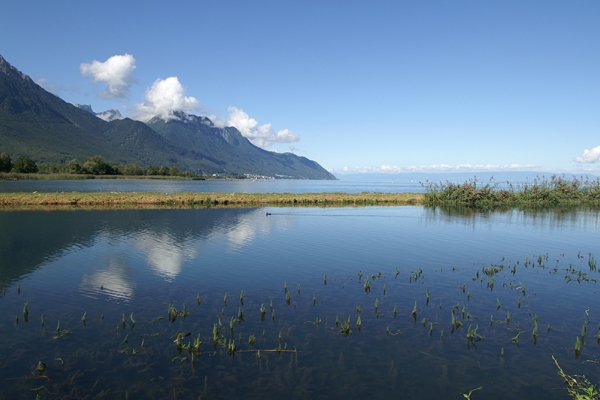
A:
[0,192,423,210]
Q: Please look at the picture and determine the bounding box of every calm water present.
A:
[0,178,425,194]
[1,206,599,399]
[0,171,551,194]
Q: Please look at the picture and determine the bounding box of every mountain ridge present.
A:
[0,55,335,179]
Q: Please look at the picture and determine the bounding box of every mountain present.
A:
[0,54,335,179]
[74,104,123,122]
[147,112,336,179]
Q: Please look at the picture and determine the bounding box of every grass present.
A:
[423,175,600,208]
[0,191,423,209]
[553,356,600,399]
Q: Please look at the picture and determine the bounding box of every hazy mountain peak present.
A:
[73,103,95,113]
[96,109,122,122]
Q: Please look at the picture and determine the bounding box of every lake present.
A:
[1,205,599,399]
[0,171,556,194]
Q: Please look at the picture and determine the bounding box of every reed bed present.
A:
[423,175,600,208]
[0,191,422,209]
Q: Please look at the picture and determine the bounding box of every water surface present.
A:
[0,206,599,399]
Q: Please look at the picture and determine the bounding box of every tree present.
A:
[146,166,160,176]
[67,159,82,174]
[122,163,144,176]
[0,153,12,172]
[81,155,114,175]
[169,165,182,176]
[12,155,38,173]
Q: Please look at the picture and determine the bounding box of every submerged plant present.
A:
[339,316,352,336]
[553,355,599,399]
[461,386,483,400]
[23,301,28,321]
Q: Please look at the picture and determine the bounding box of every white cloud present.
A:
[209,106,299,148]
[131,77,201,121]
[80,54,136,99]
[575,146,600,163]
[334,163,541,174]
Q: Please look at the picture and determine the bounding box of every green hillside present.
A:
[147,113,337,179]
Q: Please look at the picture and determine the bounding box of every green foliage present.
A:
[169,165,182,176]
[121,163,144,176]
[67,159,82,174]
[81,155,114,175]
[553,356,600,399]
[12,155,38,173]
[423,175,600,208]
[0,152,12,172]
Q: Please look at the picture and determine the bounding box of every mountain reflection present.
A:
[0,208,292,292]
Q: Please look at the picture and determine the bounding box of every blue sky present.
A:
[1,1,599,174]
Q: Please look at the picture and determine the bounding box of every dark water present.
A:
[1,206,599,399]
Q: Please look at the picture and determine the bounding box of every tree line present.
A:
[0,153,190,177]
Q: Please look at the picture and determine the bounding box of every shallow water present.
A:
[0,206,599,399]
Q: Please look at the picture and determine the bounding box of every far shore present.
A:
[0,192,423,210]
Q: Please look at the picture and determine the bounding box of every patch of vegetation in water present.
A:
[422,175,600,209]
[1,251,599,399]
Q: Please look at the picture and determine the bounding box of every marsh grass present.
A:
[0,191,423,210]
[423,175,600,208]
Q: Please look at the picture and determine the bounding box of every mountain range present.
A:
[0,55,335,179]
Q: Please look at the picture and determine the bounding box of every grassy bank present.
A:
[423,175,600,208]
[0,191,423,210]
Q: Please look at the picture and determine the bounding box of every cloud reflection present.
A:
[80,257,135,301]
[135,233,197,281]
[226,209,295,250]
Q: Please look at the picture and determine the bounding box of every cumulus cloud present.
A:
[80,54,136,99]
[209,106,299,148]
[575,146,600,163]
[335,163,541,174]
[131,77,201,121]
